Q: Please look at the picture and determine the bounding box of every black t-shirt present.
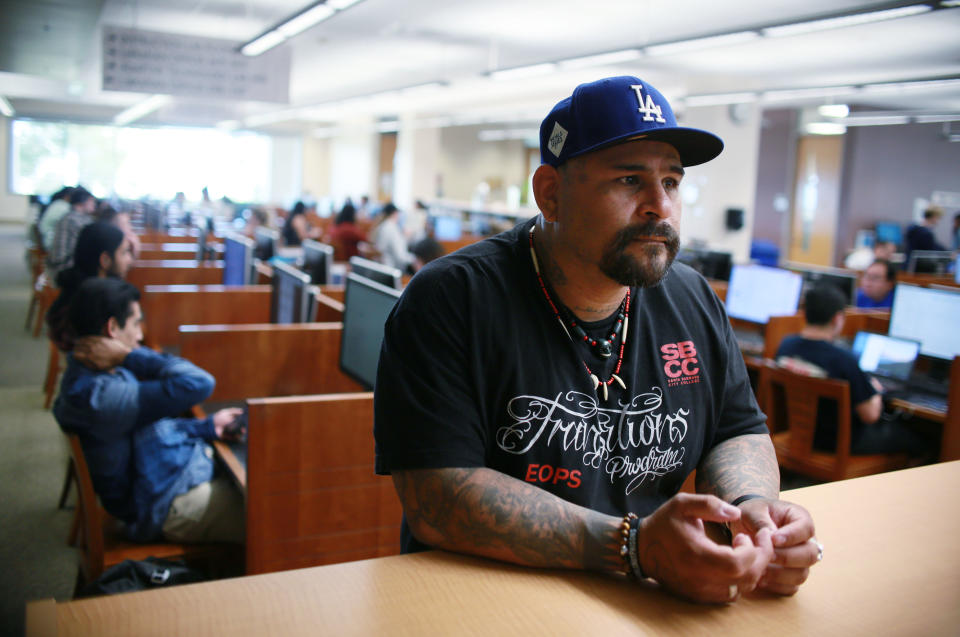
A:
[374,219,768,552]
[775,336,877,450]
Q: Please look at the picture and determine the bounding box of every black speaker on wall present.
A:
[725,208,744,231]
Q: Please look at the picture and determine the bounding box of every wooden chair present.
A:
[43,341,63,409]
[758,363,910,482]
[66,435,234,592]
[26,272,58,337]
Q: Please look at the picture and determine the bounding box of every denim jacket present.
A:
[53,347,218,541]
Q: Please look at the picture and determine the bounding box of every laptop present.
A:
[850,331,920,394]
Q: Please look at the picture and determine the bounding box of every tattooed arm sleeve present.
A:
[694,433,780,501]
[392,467,624,573]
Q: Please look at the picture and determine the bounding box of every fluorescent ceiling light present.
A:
[914,114,960,124]
[684,92,757,107]
[645,31,759,56]
[941,0,960,6]
[240,0,367,57]
[377,120,399,133]
[0,96,14,117]
[861,78,960,94]
[277,4,334,37]
[805,122,847,135]
[818,104,850,118]
[557,49,641,70]
[762,5,931,37]
[113,94,171,126]
[843,115,911,126]
[490,63,556,81]
[241,31,286,56]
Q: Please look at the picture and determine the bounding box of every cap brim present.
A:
[572,126,724,167]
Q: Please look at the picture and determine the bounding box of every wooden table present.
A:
[27,461,960,636]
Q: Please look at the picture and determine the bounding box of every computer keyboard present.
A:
[901,392,948,413]
[734,328,764,355]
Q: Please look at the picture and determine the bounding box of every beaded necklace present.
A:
[528,226,629,402]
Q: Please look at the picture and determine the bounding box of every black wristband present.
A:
[730,494,767,507]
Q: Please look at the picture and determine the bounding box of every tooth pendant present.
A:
[612,374,626,390]
[590,374,600,390]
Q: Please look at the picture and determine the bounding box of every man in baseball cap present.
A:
[375,76,819,604]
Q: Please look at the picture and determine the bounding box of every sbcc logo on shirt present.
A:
[660,340,701,387]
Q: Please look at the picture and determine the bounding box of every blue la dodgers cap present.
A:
[539,75,724,167]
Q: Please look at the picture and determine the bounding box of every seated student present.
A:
[46,222,135,351]
[47,186,97,280]
[280,201,319,247]
[904,206,946,263]
[328,202,367,260]
[844,239,895,271]
[53,278,245,543]
[373,202,413,272]
[776,284,930,457]
[854,259,896,309]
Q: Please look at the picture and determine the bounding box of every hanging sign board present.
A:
[102,26,290,103]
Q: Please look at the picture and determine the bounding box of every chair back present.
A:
[759,363,909,481]
[66,434,107,582]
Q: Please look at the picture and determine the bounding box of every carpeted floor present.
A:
[0,224,76,636]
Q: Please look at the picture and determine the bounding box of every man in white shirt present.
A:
[374,203,413,272]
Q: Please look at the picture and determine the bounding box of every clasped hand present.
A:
[72,335,132,371]
[638,493,815,604]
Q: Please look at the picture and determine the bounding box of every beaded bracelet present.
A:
[618,513,644,579]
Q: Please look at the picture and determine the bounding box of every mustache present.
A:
[609,221,679,251]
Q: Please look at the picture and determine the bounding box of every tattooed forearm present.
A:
[695,434,780,501]
[392,467,622,573]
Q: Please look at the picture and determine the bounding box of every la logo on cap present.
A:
[630,84,666,124]
[548,121,568,157]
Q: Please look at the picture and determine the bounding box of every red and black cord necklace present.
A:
[528,226,629,402]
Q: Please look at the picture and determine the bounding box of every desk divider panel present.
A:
[178,323,364,403]
[128,261,225,288]
[245,392,402,574]
[141,285,272,350]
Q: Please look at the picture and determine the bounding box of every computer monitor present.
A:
[786,264,857,305]
[906,250,954,275]
[339,272,402,390]
[851,332,920,381]
[348,256,402,289]
[433,216,463,241]
[223,233,254,286]
[270,261,312,324]
[674,247,732,281]
[888,283,960,361]
[875,222,902,246]
[301,239,334,285]
[725,264,803,324]
[254,227,278,262]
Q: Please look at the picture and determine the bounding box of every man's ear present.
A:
[532,164,561,222]
[105,316,120,339]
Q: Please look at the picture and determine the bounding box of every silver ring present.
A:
[815,540,824,562]
[728,584,738,600]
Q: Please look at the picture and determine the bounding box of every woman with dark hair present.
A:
[328,202,367,260]
[281,201,319,247]
[46,222,134,351]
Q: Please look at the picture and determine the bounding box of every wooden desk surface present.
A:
[27,461,960,636]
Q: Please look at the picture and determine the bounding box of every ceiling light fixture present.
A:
[644,31,760,56]
[842,114,912,126]
[556,49,642,70]
[914,113,960,124]
[805,122,847,135]
[113,94,171,126]
[762,85,858,101]
[240,0,367,57]
[762,4,931,38]
[818,104,850,118]
[0,96,15,117]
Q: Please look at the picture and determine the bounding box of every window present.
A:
[10,120,273,202]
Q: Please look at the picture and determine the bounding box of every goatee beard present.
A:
[599,221,680,288]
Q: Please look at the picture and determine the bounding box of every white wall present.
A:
[436,126,528,203]
[268,135,303,208]
[0,117,31,224]
[329,120,378,206]
[677,104,762,264]
[394,117,441,211]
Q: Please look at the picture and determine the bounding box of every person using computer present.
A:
[281,201,320,247]
[46,221,135,351]
[53,277,246,544]
[904,206,946,262]
[776,285,930,457]
[375,76,820,605]
[328,202,368,260]
[854,259,896,309]
[374,202,414,273]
